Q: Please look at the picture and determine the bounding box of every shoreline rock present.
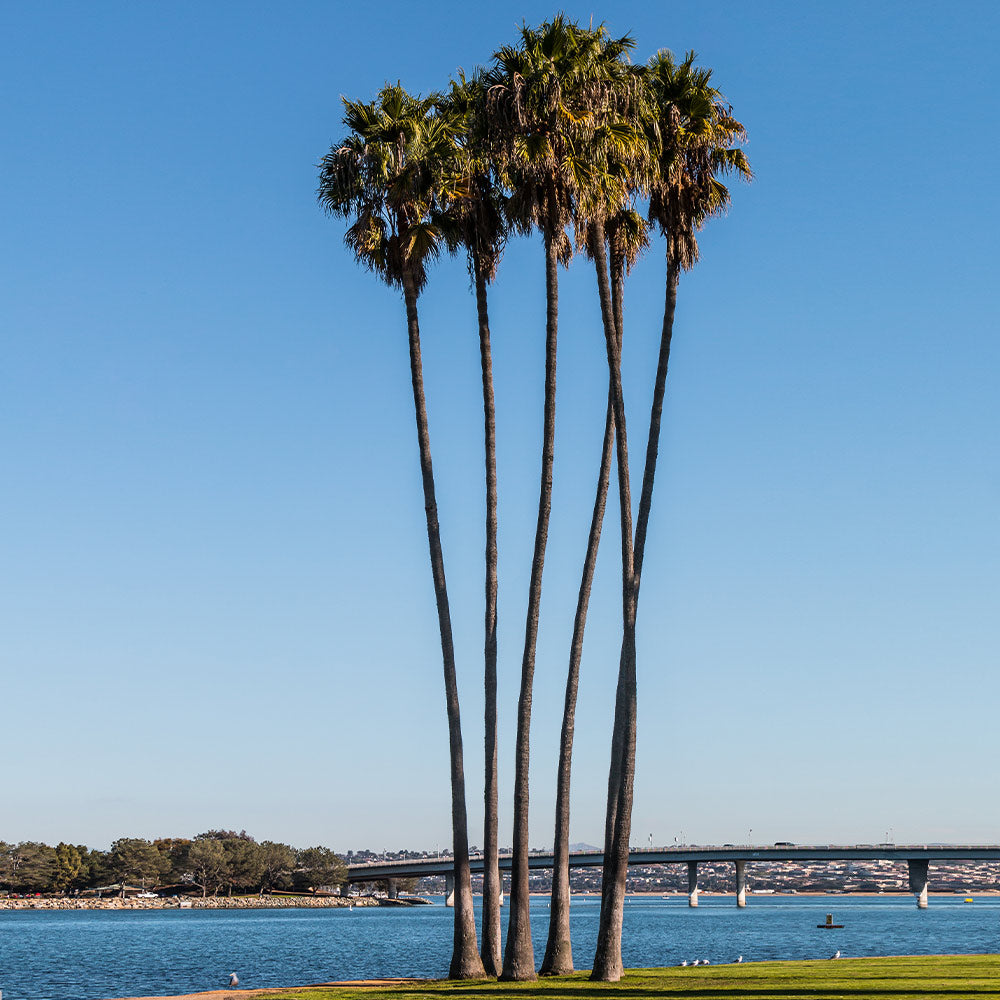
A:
[0,895,385,911]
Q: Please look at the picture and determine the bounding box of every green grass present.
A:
[263,955,1000,1000]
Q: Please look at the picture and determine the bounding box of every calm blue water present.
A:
[2,896,998,1000]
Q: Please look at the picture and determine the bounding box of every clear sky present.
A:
[2,1,998,854]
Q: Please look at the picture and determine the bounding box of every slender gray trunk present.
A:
[401,268,485,980]
[590,221,635,981]
[474,250,502,977]
[633,259,679,585]
[540,245,623,977]
[591,255,680,982]
[500,233,559,981]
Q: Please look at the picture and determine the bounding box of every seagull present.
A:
[735,955,744,963]
[692,959,700,966]
[702,959,711,965]
[830,950,841,960]
[679,959,688,967]
[228,972,239,987]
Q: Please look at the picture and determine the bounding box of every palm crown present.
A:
[484,16,638,260]
[318,84,460,294]
[645,50,752,269]
[439,71,507,283]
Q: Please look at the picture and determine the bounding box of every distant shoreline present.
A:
[0,895,378,911]
[4,889,997,911]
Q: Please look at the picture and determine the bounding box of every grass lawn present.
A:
[263,955,1000,1000]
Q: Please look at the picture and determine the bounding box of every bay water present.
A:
[2,895,998,1000]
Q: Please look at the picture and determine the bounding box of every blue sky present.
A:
[2,1,998,853]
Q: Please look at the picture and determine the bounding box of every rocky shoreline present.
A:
[0,895,387,911]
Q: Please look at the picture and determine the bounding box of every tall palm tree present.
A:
[540,54,650,978]
[484,18,635,979]
[543,64,652,981]
[591,52,750,981]
[317,85,486,981]
[440,72,508,977]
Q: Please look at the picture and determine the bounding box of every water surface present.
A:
[2,895,998,1000]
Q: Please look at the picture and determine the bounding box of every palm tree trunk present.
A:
[540,244,623,977]
[539,397,612,977]
[591,221,637,982]
[500,232,559,982]
[633,259,679,584]
[401,267,485,980]
[597,236,633,871]
[591,255,680,982]
[593,623,637,981]
[474,250,502,977]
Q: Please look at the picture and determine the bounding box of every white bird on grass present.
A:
[830,950,841,960]
[735,955,744,963]
[679,960,688,967]
[692,959,700,966]
[228,972,239,987]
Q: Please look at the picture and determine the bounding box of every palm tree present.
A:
[317,85,486,981]
[440,72,508,977]
[539,53,650,978]
[484,18,635,979]
[591,53,750,981]
[533,62,652,982]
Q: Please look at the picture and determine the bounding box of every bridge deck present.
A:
[345,845,1000,882]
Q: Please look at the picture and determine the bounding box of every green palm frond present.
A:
[485,15,643,244]
[644,48,750,268]
[319,83,467,295]
[405,221,443,263]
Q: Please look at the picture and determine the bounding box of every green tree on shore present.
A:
[187,838,229,896]
[258,841,297,893]
[52,842,84,893]
[294,846,347,892]
[0,842,57,894]
[109,838,170,896]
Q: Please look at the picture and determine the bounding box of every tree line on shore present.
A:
[0,830,348,897]
[318,11,748,985]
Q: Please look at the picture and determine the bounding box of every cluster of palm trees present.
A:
[318,15,750,984]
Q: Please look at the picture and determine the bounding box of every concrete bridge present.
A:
[344,844,1000,909]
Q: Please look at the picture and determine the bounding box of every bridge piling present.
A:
[687,861,699,907]
[444,872,455,908]
[735,859,747,907]
[907,859,929,908]
[386,878,398,900]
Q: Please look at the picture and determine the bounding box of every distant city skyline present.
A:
[2,0,998,852]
